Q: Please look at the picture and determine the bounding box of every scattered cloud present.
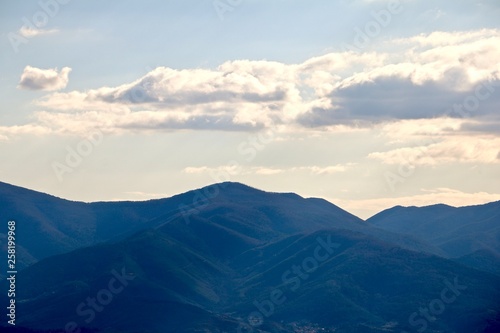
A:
[0,124,53,140]
[368,136,500,165]
[184,166,213,174]
[295,164,357,174]
[182,164,355,176]
[18,66,71,91]
[19,26,59,38]
[184,165,242,175]
[254,167,285,175]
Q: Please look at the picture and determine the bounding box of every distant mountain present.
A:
[367,202,500,258]
[0,181,361,273]
[0,181,442,276]
[1,181,499,332]
[0,180,188,272]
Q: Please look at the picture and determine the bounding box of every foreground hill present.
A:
[3,226,500,333]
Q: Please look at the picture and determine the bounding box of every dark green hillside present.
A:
[3,228,499,333]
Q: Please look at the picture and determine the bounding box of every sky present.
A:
[0,0,499,219]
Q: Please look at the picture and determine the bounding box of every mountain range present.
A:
[0,181,499,333]
[367,202,500,275]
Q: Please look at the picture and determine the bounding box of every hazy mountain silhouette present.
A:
[367,202,500,257]
[0,181,499,332]
[0,181,442,275]
[367,202,500,275]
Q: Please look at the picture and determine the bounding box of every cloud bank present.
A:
[3,29,500,169]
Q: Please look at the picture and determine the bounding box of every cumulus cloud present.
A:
[35,61,301,130]
[18,66,71,91]
[92,64,293,107]
[298,29,500,126]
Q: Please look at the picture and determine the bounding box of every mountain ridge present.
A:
[367,200,500,257]
[0,180,446,276]
[1,181,499,332]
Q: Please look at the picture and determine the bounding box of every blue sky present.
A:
[1,0,500,218]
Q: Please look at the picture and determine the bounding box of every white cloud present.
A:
[394,29,500,49]
[368,117,500,165]
[18,66,71,91]
[295,164,356,174]
[379,118,465,139]
[182,164,355,176]
[19,26,58,38]
[254,167,285,175]
[3,29,500,148]
[368,136,500,165]
[183,166,211,174]
[0,124,54,143]
[183,165,243,175]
